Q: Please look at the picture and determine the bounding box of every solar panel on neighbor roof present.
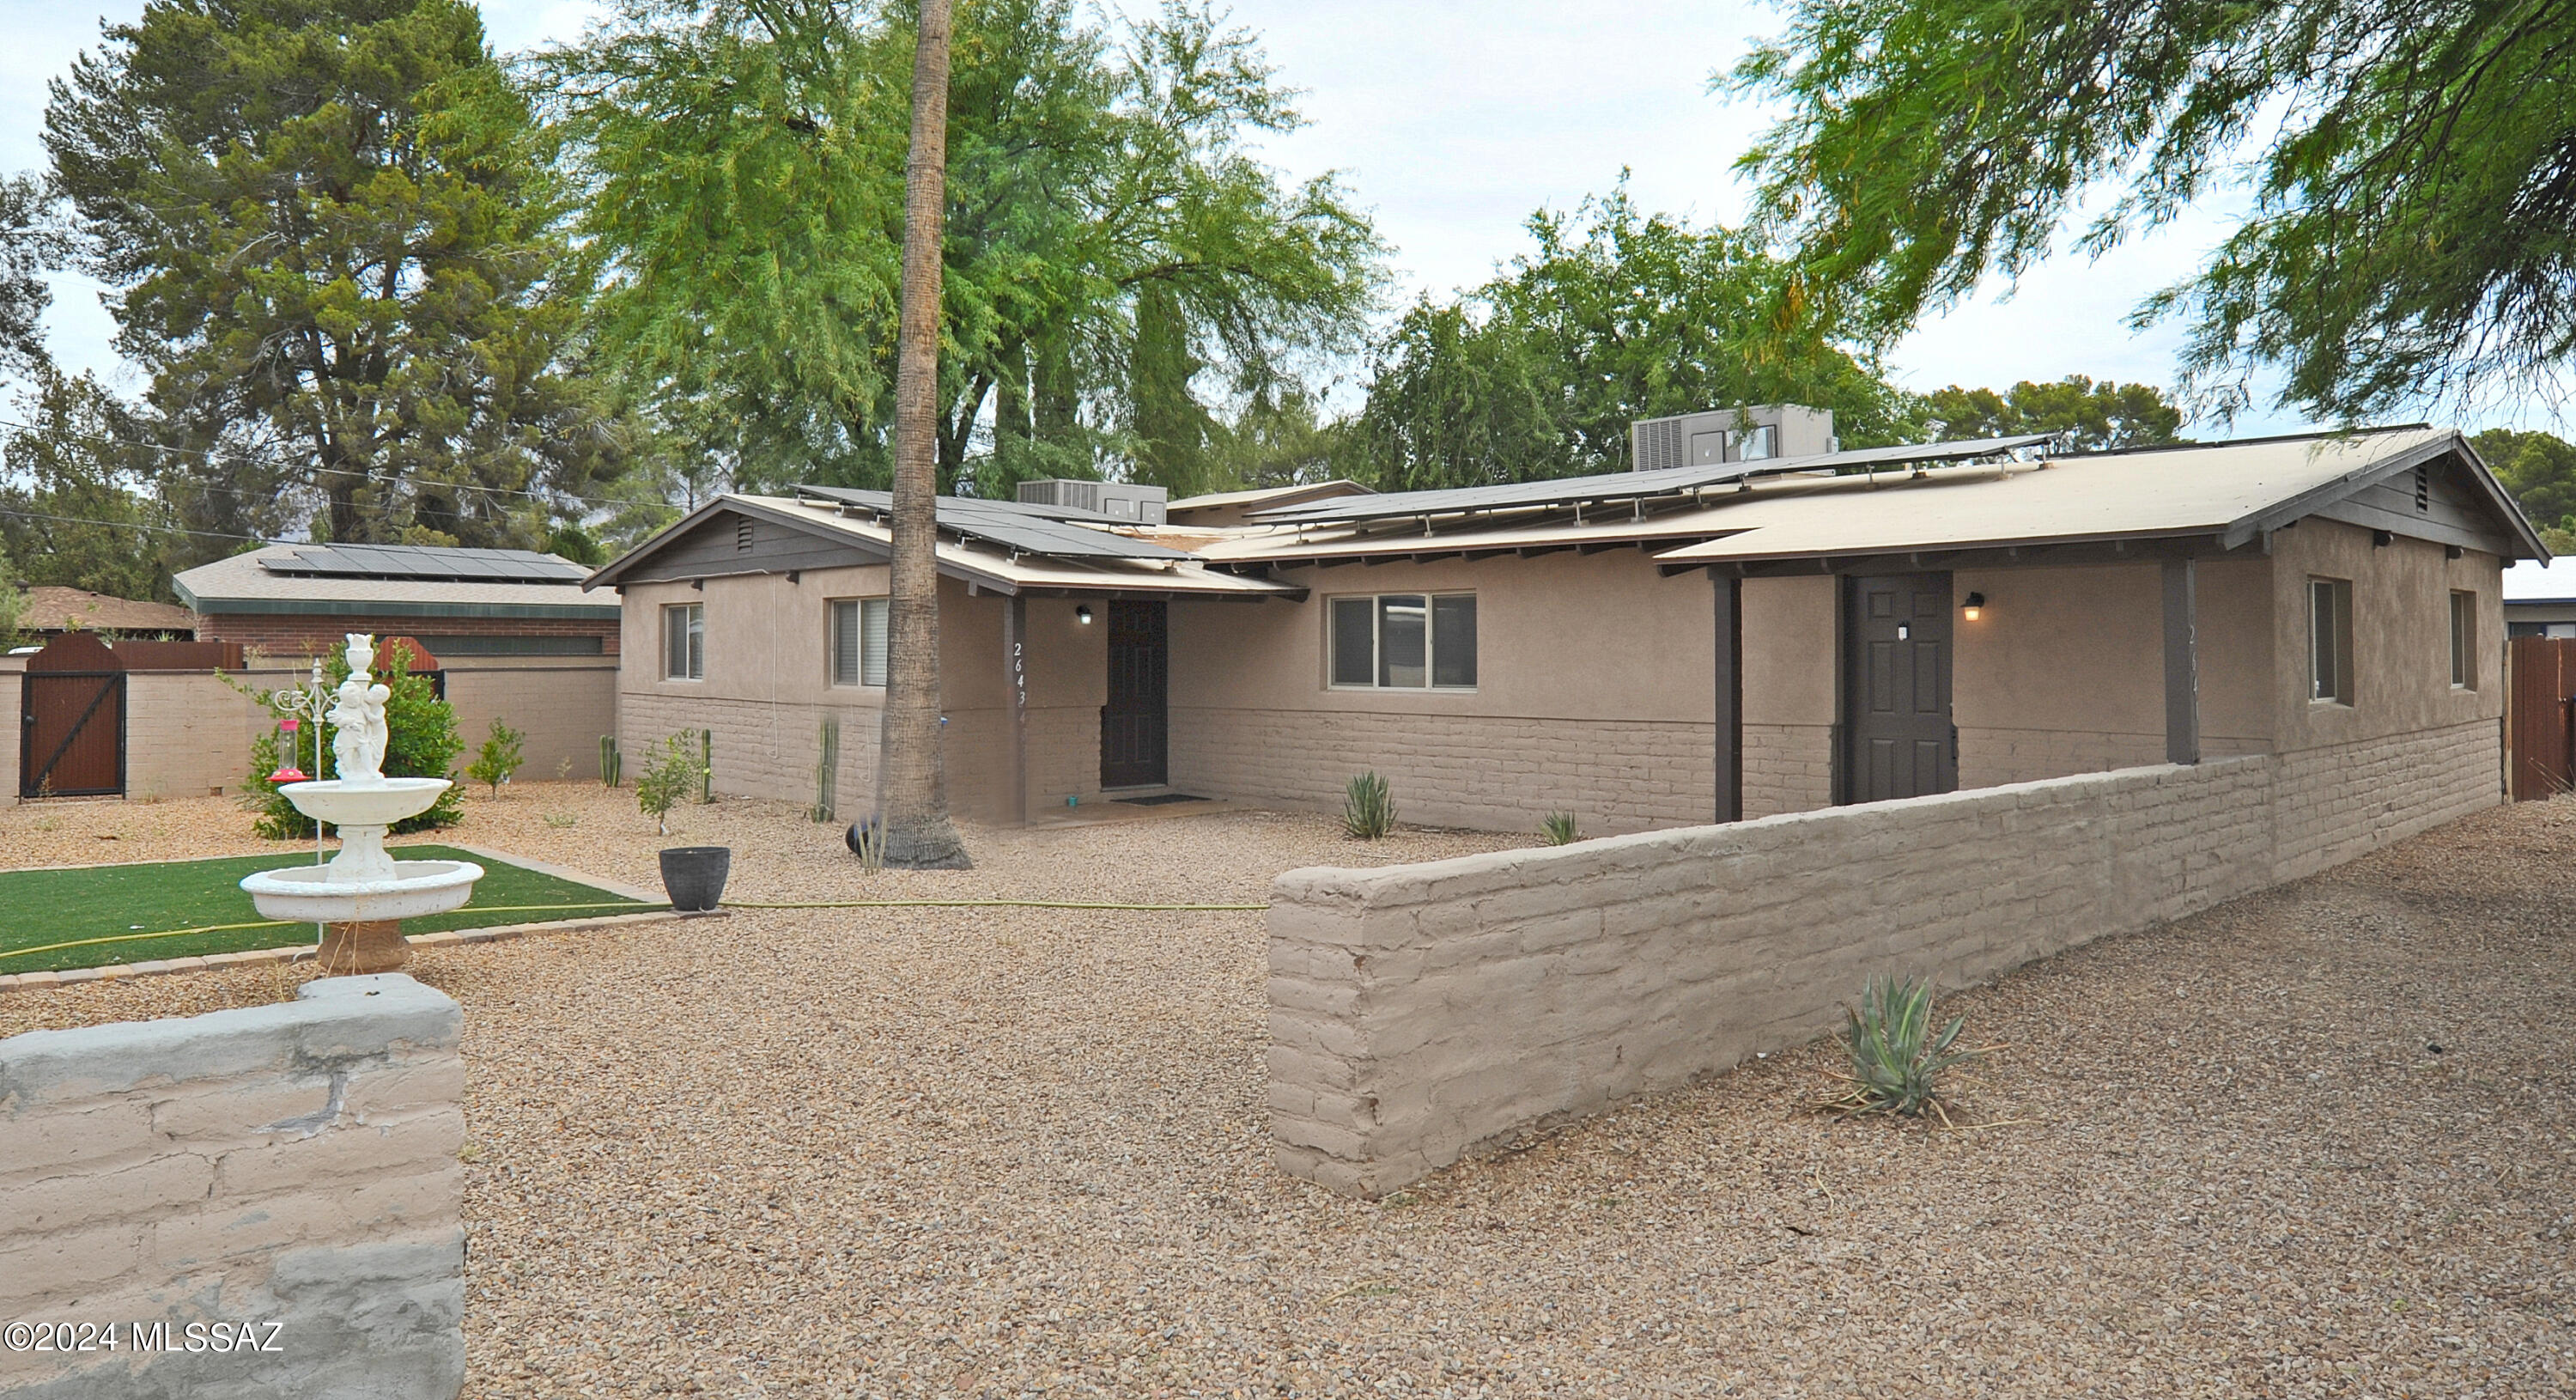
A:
[263,544,589,583]
[1246,434,2059,526]
[793,487,1195,562]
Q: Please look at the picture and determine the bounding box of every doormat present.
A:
[1115,793,1209,807]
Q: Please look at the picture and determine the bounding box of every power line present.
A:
[0,503,288,546]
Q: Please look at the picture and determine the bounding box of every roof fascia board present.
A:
[1654,526,2229,569]
[2224,432,2544,555]
[1670,533,2263,579]
[182,599,620,619]
[584,494,749,589]
[2451,434,2554,561]
[2304,496,2518,556]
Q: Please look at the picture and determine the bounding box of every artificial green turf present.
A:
[0,844,659,975]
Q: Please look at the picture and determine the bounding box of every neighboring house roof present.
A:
[2504,558,2576,605]
[1200,427,2544,571]
[16,586,196,635]
[173,544,618,619]
[585,493,1306,600]
[1166,479,1376,516]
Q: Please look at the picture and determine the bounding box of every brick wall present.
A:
[0,975,465,1399]
[201,612,618,660]
[1267,719,2501,1198]
[1171,707,1721,834]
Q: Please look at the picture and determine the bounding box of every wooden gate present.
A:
[2507,636,2576,800]
[19,632,126,798]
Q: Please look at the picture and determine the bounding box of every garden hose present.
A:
[3,896,1264,967]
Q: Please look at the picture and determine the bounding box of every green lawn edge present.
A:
[0,844,660,975]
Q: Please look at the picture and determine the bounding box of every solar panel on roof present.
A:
[260,543,589,583]
[793,487,1195,562]
[1247,434,2058,526]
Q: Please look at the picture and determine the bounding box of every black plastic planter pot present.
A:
[659,845,732,913]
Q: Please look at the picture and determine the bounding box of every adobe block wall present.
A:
[444,665,618,782]
[0,974,465,1400]
[1267,718,2500,1198]
[123,671,260,800]
[0,658,21,806]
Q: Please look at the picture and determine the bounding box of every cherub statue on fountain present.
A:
[326,633,393,786]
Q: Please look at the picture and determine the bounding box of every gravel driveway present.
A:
[4,784,2573,1396]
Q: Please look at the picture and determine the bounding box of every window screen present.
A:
[1328,593,1475,689]
[2450,590,2475,688]
[664,603,704,680]
[1330,598,1374,685]
[831,599,890,686]
[1431,595,1478,687]
[2309,578,2351,703]
[1377,595,1428,687]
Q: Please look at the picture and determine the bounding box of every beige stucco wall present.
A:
[617,571,1107,823]
[1270,716,2501,1198]
[2265,519,2504,754]
[1170,551,1722,834]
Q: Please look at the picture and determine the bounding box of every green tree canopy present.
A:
[2475,427,2576,551]
[552,0,1382,501]
[1918,376,2185,453]
[1732,2,2576,423]
[1356,188,1915,491]
[0,372,182,601]
[45,0,623,556]
[0,173,66,385]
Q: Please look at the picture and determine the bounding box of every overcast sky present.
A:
[0,0,2409,438]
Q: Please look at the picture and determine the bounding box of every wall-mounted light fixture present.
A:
[1075,605,1095,624]
[1961,591,1987,622]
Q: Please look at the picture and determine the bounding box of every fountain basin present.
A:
[279,776,453,828]
[240,860,485,923]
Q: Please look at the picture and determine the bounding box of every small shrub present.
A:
[465,719,526,795]
[542,813,580,829]
[1342,771,1395,839]
[554,756,574,781]
[634,732,708,835]
[1540,811,1580,845]
[1823,974,1981,1118]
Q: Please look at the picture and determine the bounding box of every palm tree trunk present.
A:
[875,0,970,869]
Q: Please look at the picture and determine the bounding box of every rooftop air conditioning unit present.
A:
[1018,478,1168,526]
[1628,405,1836,472]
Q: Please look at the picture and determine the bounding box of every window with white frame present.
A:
[830,598,890,687]
[1329,593,1477,689]
[2308,577,2353,704]
[2450,590,2476,689]
[663,602,704,680]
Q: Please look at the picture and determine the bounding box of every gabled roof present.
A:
[17,587,197,635]
[584,493,1303,600]
[1650,428,2543,568]
[174,545,618,618]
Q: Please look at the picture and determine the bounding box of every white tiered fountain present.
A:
[240,634,483,972]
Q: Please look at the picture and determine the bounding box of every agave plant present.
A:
[1826,974,1981,1118]
[1540,811,1580,845]
[1342,771,1396,839]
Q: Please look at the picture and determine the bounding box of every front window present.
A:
[2450,590,2476,689]
[830,598,890,687]
[1329,593,1477,689]
[2309,577,2352,704]
[664,602,704,680]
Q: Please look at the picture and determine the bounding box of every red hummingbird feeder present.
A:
[269,717,309,784]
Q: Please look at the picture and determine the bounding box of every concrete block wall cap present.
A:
[0,975,459,1104]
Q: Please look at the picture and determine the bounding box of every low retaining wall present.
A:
[0,974,465,1399]
[1268,723,2500,1197]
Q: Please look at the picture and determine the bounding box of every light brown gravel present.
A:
[5,784,2574,1396]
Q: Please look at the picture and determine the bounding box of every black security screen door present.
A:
[1842,572,1955,803]
[1101,600,1169,788]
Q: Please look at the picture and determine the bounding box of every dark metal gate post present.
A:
[2161,557,2202,764]
[1712,571,1741,824]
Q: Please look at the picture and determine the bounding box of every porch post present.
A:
[1714,571,1743,821]
[1005,595,1030,825]
[2161,557,2201,764]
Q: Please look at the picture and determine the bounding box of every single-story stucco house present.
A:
[584,423,2545,834]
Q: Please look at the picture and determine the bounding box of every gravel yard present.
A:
[4,784,2573,1396]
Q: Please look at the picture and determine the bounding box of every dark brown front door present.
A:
[21,668,125,798]
[1843,572,1954,803]
[1101,600,1168,788]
